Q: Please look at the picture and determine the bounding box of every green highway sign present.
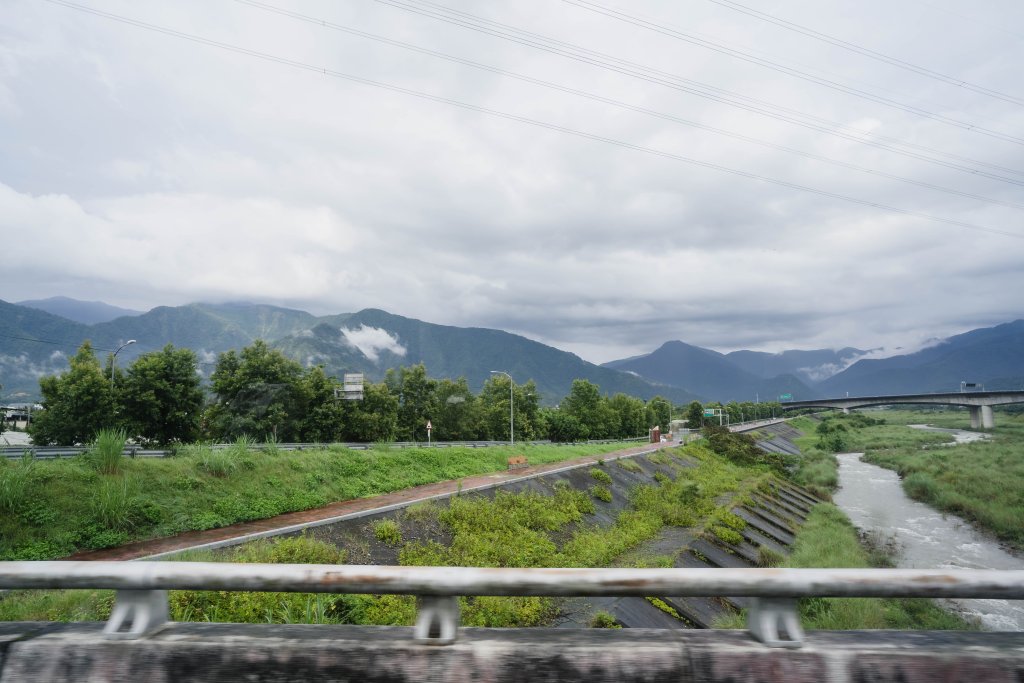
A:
[703,409,716,417]
[779,393,793,400]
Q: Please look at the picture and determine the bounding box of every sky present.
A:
[2,0,1023,364]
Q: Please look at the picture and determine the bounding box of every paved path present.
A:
[67,440,676,562]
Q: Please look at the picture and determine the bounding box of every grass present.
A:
[89,428,127,475]
[0,440,640,560]
[715,504,974,631]
[859,410,1024,548]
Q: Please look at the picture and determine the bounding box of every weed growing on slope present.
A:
[89,429,127,475]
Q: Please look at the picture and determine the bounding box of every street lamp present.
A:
[111,340,137,388]
[490,370,513,445]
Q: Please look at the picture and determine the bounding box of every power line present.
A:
[369,0,1024,184]
[42,0,1022,240]
[235,0,1024,208]
[0,332,117,353]
[561,0,1024,145]
[703,0,1024,106]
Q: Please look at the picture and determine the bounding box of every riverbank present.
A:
[859,410,1024,549]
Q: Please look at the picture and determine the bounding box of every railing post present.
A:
[414,596,460,645]
[103,589,169,639]
[746,597,803,648]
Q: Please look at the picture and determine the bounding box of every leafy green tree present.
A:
[386,364,438,441]
[608,393,647,438]
[30,341,114,446]
[295,366,345,443]
[341,381,398,442]
[433,377,481,441]
[646,396,672,431]
[207,340,305,441]
[479,376,541,441]
[685,401,704,430]
[561,379,617,439]
[544,409,588,442]
[120,344,204,445]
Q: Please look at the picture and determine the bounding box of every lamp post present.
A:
[490,370,513,445]
[111,340,137,388]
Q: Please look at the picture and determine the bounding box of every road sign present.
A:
[779,393,793,400]
[426,421,432,431]
[703,409,716,417]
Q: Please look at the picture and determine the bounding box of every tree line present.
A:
[27,340,725,447]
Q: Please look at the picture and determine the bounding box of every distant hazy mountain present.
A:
[603,340,818,402]
[273,308,699,404]
[818,319,1024,396]
[16,296,143,325]
[725,347,865,384]
[0,300,697,404]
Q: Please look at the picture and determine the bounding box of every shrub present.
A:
[589,484,613,502]
[373,518,403,546]
[616,458,642,473]
[590,468,613,485]
[90,428,127,475]
[589,611,621,628]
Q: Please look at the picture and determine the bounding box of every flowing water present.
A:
[833,431,1024,631]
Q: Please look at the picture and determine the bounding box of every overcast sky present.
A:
[2,0,1023,363]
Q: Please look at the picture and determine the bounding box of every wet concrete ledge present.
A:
[2,623,1022,682]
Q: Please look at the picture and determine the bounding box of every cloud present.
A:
[1,0,1022,363]
[340,325,407,363]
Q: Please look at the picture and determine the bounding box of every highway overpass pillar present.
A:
[969,406,981,429]
[981,405,995,429]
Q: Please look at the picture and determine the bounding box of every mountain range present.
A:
[2,297,1021,404]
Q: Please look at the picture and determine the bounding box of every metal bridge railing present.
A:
[2,562,1022,648]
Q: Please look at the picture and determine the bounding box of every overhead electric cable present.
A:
[234,0,1024,207]
[369,0,1024,182]
[561,0,1024,145]
[41,0,1022,240]
[703,0,1024,106]
[0,333,118,353]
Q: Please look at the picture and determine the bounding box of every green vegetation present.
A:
[89,428,127,475]
[860,410,1024,548]
[589,467,612,484]
[716,504,973,631]
[589,484,613,502]
[589,611,621,628]
[0,440,637,560]
[372,519,403,546]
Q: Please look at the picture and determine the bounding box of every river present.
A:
[833,430,1024,631]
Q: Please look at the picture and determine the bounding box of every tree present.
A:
[295,366,345,443]
[608,393,647,438]
[545,409,588,442]
[685,401,704,430]
[207,340,305,441]
[29,341,114,446]
[433,377,481,441]
[341,381,398,442]
[386,364,438,442]
[646,396,672,431]
[561,379,617,439]
[120,344,204,445]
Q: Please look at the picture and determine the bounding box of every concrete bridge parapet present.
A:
[2,622,1023,683]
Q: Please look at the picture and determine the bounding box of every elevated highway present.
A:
[780,390,1024,428]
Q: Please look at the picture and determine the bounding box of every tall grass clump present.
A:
[90,428,127,475]
[0,452,35,511]
[91,477,138,530]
